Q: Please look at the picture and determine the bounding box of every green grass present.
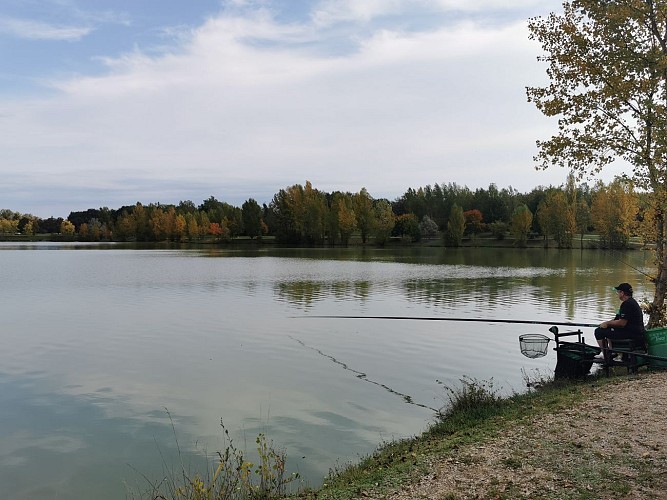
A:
[292,373,622,499]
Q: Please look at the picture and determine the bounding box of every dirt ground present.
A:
[366,371,667,499]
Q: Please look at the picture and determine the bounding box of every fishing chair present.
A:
[602,337,648,375]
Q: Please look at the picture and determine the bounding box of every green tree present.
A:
[445,204,465,247]
[537,190,575,248]
[527,0,667,325]
[269,185,304,244]
[302,181,327,244]
[511,205,533,247]
[373,200,395,246]
[575,198,591,249]
[242,198,263,239]
[113,211,135,241]
[394,213,420,242]
[354,188,374,244]
[337,197,356,246]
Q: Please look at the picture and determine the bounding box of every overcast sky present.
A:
[0,0,626,218]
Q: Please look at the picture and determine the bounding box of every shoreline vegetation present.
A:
[0,231,647,251]
[133,369,667,499]
[0,176,647,251]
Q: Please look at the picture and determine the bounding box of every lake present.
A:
[0,242,653,498]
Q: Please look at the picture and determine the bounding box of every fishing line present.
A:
[599,246,657,283]
[289,336,438,413]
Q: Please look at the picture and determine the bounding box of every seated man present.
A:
[594,282,645,360]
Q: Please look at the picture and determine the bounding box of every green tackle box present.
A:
[645,327,667,368]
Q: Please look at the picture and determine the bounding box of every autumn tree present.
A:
[463,209,483,238]
[60,220,75,235]
[511,204,533,247]
[527,0,667,325]
[149,207,168,241]
[590,179,639,249]
[22,220,34,236]
[174,214,187,241]
[0,218,19,234]
[186,213,199,241]
[336,196,356,246]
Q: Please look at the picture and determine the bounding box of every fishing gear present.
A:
[296,315,599,328]
[290,336,439,412]
[597,246,657,283]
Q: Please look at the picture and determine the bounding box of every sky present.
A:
[0,0,627,218]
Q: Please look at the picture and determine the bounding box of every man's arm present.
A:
[599,318,628,329]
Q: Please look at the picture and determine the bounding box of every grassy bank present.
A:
[295,370,665,499]
[293,375,585,498]
[137,369,666,499]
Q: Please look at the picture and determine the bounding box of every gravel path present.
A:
[366,371,667,499]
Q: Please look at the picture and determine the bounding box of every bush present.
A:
[434,377,503,434]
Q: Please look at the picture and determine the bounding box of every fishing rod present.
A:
[596,246,657,283]
[296,315,599,328]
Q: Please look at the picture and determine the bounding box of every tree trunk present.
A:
[649,210,667,328]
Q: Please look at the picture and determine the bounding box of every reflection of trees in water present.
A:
[274,249,653,319]
[275,281,371,307]
[401,250,653,321]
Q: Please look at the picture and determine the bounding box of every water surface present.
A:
[0,243,652,498]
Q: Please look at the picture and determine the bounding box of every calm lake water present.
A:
[0,242,653,498]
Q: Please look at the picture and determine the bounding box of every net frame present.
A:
[519,333,550,358]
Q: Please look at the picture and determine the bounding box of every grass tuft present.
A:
[433,377,504,434]
[130,415,299,500]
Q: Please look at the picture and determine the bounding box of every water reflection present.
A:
[0,372,205,500]
[275,280,371,307]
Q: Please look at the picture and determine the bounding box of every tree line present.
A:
[0,175,643,249]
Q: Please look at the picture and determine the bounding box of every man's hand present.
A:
[599,322,609,328]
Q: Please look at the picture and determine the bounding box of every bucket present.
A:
[645,327,667,368]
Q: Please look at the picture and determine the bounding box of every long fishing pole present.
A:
[296,315,599,328]
[596,246,657,283]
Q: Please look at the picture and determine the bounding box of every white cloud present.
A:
[312,0,404,25]
[0,3,583,216]
[0,16,91,40]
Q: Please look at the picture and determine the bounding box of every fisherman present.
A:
[594,283,646,360]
